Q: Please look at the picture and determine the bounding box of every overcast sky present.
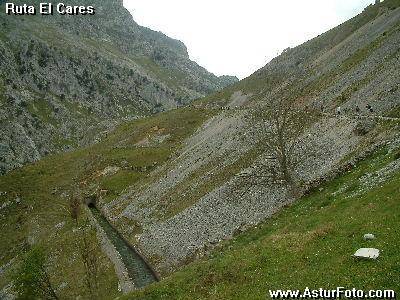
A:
[123,0,375,79]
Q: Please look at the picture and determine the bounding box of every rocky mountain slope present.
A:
[124,143,400,299]
[0,0,238,175]
[0,0,399,299]
[103,0,400,274]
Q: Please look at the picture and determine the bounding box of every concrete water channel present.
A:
[89,206,159,289]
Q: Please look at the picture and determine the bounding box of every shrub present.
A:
[69,195,81,226]
[13,246,58,300]
[78,223,100,299]
[353,120,375,136]
[394,149,400,160]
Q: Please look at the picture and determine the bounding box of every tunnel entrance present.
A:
[84,194,97,208]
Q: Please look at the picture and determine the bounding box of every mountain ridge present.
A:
[0,0,238,175]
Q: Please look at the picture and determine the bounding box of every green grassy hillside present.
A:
[123,146,400,299]
[0,107,214,299]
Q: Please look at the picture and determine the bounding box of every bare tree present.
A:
[254,95,315,189]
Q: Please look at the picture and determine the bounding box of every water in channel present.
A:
[89,206,158,288]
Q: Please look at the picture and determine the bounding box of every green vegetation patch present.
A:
[27,98,58,127]
[134,56,186,90]
[100,170,142,203]
[387,107,400,118]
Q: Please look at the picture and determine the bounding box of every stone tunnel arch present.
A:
[84,194,97,208]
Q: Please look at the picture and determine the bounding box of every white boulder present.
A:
[363,233,376,240]
[354,248,380,259]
